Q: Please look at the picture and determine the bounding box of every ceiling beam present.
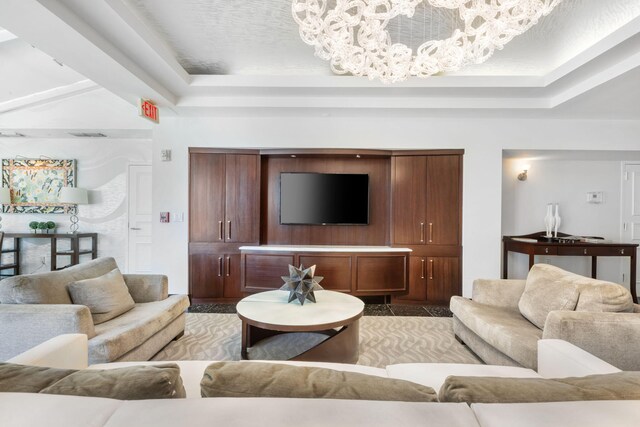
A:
[0,0,177,108]
[0,29,17,44]
[0,80,99,114]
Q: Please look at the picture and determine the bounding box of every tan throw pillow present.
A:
[201,362,438,402]
[68,268,135,324]
[518,264,580,329]
[576,280,634,313]
[0,363,76,393]
[439,372,640,404]
[0,362,185,400]
[42,363,186,400]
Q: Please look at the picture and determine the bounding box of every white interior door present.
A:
[621,163,640,297]
[128,165,152,273]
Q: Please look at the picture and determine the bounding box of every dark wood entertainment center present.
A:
[188,148,463,305]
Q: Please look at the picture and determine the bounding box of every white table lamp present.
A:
[59,187,88,233]
[0,187,10,231]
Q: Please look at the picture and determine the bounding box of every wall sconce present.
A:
[517,164,530,181]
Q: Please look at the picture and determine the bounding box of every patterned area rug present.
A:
[152,314,481,367]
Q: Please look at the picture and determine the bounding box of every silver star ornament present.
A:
[280,264,324,305]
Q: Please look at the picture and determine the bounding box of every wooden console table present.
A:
[0,232,98,276]
[503,232,638,303]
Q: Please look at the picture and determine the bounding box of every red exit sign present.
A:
[139,99,159,123]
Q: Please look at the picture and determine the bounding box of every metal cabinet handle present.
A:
[217,257,223,277]
[621,249,625,255]
[545,247,549,254]
[227,221,231,240]
[428,223,433,243]
[421,258,425,279]
[130,227,141,230]
[226,256,231,277]
[218,221,223,241]
[420,223,425,243]
[429,259,434,280]
[583,249,588,255]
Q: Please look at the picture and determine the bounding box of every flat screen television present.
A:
[280,173,369,225]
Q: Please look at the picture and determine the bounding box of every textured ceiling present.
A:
[123,0,640,76]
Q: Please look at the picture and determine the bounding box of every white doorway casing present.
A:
[128,164,152,273]
[621,163,640,297]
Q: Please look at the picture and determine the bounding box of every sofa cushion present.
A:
[89,294,190,363]
[0,257,119,304]
[439,372,640,404]
[41,363,186,400]
[518,264,580,329]
[201,361,439,402]
[68,268,135,324]
[450,297,542,369]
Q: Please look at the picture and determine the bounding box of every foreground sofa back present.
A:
[451,264,640,370]
[0,258,189,363]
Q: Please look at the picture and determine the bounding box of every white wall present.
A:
[0,138,151,273]
[151,115,640,296]
[502,158,625,284]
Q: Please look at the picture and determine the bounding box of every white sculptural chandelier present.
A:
[292,0,563,83]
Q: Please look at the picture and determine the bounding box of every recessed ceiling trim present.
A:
[0,28,17,44]
[0,80,100,114]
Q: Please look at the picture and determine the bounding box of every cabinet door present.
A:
[190,153,225,242]
[395,256,428,301]
[225,154,259,243]
[426,256,460,303]
[426,155,460,245]
[223,253,243,299]
[298,254,352,292]
[392,156,427,244]
[189,252,224,299]
[355,255,407,293]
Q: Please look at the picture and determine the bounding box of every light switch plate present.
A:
[160,212,170,223]
[586,191,603,204]
[173,212,184,222]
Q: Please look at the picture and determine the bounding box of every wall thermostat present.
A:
[586,192,603,204]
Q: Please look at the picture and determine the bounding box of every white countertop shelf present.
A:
[239,245,412,253]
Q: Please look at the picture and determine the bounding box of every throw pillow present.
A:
[518,264,580,329]
[42,363,186,400]
[67,268,135,324]
[439,372,640,404]
[575,280,634,313]
[201,362,438,402]
[0,363,76,393]
[0,362,185,400]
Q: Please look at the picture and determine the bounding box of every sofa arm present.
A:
[471,279,526,310]
[122,274,168,302]
[7,334,88,369]
[0,304,95,361]
[537,339,621,378]
[542,311,640,371]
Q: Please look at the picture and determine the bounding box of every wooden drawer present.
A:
[533,246,557,255]
[298,254,352,292]
[355,255,407,293]
[557,246,629,256]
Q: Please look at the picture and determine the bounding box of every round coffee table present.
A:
[236,290,364,364]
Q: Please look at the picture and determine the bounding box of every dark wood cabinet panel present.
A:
[298,254,352,292]
[392,156,427,245]
[223,253,243,299]
[225,154,259,243]
[355,255,407,293]
[395,256,428,301]
[189,252,224,300]
[242,253,295,291]
[426,155,460,246]
[426,256,460,304]
[189,153,225,242]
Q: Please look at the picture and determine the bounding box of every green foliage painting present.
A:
[1,159,76,214]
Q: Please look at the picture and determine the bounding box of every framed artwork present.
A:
[1,158,76,214]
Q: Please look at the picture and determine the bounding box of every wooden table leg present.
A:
[631,250,637,304]
[50,237,57,271]
[15,237,21,275]
[591,256,597,279]
[528,254,535,270]
[241,321,248,360]
[502,247,508,279]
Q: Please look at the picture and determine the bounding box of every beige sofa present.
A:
[0,257,189,364]
[2,334,637,427]
[451,263,640,370]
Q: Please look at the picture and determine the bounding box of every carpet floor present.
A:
[152,313,481,368]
